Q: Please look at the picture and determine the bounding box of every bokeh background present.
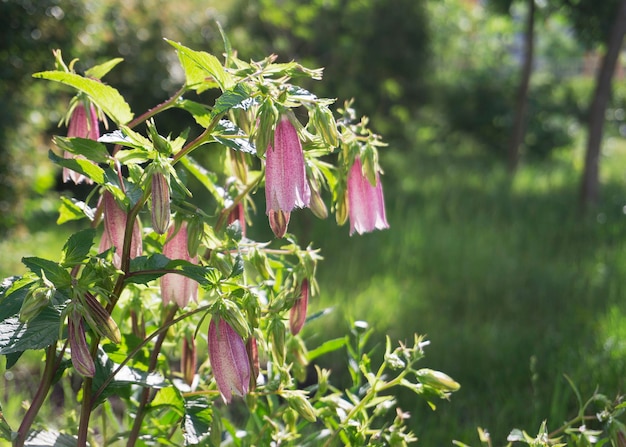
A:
[2,0,626,444]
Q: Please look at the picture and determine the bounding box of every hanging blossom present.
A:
[161,222,198,308]
[99,191,143,269]
[347,158,389,235]
[265,115,311,238]
[63,102,100,185]
[208,316,251,404]
[289,279,309,336]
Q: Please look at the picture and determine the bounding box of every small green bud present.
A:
[222,300,250,339]
[309,184,328,220]
[186,216,204,258]
[415,368,460,392]
[270,318,286,365]
[335,192,349,226]
[83,293,121,344]
[19,287,53,323]
[255,100,279,157]
[151,171,171,235]
[283,390,317,422]
[313,105,339,148]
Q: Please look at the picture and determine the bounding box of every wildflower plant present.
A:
[0,34,459,447]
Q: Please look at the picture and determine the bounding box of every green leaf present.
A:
[166,39,229,91]
[178,156,224,205]
[176,99,212,127]
[85,57,124,80]
[49,150,106,185]
[22,257,71,288]
[214,120,255,154]
[54,136,110,163]
[57,197,95,224]
[307,337,348,362]
[25,429,78,447]
[183,396,214,446]
[151,386,185,415]
[0,307,61,354]
[0,277,31,322]
[5,351,24,369]
[125,254,171,285]
[92,348,168,407]
[60,228,96,267]
[212,84,252,118]
[33,71,133,124]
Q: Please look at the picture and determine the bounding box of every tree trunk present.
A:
[507,0,536,173]
[579,0,626,209]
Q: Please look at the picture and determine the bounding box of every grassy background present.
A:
[3,135,626,443]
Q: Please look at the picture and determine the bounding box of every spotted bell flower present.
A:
[161,222,198,308]
[265,115,311,238]
[208,316,251,404]
[63,102,100,185]
[99,191,143,269]
[347,159,389,235]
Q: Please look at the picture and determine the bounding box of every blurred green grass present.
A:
[302,136,626,444]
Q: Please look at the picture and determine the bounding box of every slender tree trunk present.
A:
[579,0,626,209]
[508,0,536,173]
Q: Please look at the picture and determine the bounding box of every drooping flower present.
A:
[347,159,389,235]
[151,171,171,235]
[99,191,143,269]
[181,332,197,387]
[208,317,251,404]
[63,102,100,185]
[289,279,309,336]
[161,222,198,308]
[265,115,310,237]
[68,310,95,378]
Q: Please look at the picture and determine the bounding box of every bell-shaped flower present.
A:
[208,316,251,403]
[265,115,310,237]
[99,191,143,269]
[63,102,100,185]
[347,159,390,235]
[151,171,171,235]
[161,222,198,308]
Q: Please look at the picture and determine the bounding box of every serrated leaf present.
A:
[57,197,95,224]
[33,71,133,124]
[0,277,31,321]
[5,350,24,369]
[85,57,124,80]
[61,228,96,267]
[166,40,229,91]
[212,84,251,117]
[54,136,110,163]
[214,120,255,154]
[125,254,171,285]
[0,307,61,354]
[183,396,214,446]
[307,337,348,362]
[49,150,105,184]
[22,257,71,288]
[151,386,185,415]
[25,429,78,447]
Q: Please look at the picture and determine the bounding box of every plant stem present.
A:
[126,86,186,129]
[126,306,178,447]
[15,344,58,447]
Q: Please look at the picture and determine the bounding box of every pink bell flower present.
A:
[265,115,310,237]
[161,222,198,308]
[289,279,309,336]
[99,191,143,269]
[208,317,251,403]
[347,159,390,235]
[63,103,100,185]
[68,310,95,378]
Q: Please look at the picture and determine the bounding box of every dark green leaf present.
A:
[22,257,71,288]
[183,396,214,446]
[57,197,95,224]
[125,254,171,285]
[5,350,24,369]
[212,84,252,117]
[229,254,244,279]
[214,120,255,154]
[54,136,110,163]
[33,71,133,124]
[49,150,105,185]
[0,277,31,321]
[85,57,124,80]
[0,307,61,354]
[61,228,96,267]
[25,429,78,447]
[150,386,185,415]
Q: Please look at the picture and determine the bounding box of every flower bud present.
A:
[186,216,204,258]
[415,368,460,392]
[100,191,143,268]
[246,336,260,391]
[283,390,317,422]
[151,171,171,235]
[181,332,197,387]
[313,105,339,148]
[255,100,279,157]
[208,317,251,403]
[268,209,290,239]
[308,184,328,220]
[270,318,286,365]
[63,102,99,185]
[83,293,121,344]
[227,202,246,238]
[68,311,95,378]
[289,279,309,336]
[19,287,53,323]
[335,191,349,226]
